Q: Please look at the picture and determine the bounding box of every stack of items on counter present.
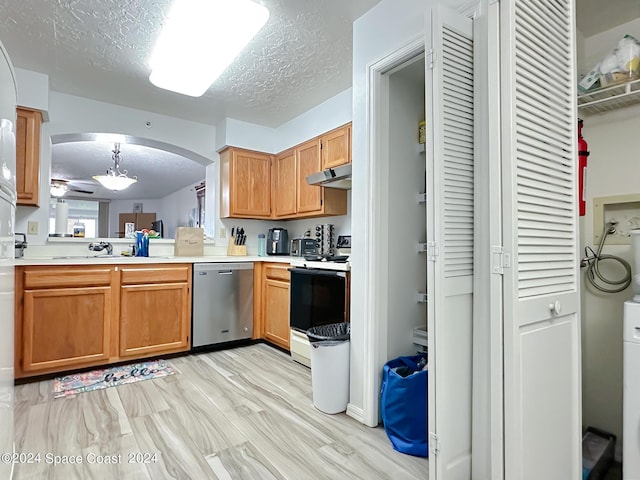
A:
[579,34,640,92]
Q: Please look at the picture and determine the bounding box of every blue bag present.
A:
[380,353,428,457]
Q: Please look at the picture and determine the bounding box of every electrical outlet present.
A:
[220,226,226,238]
[27,221,38,235]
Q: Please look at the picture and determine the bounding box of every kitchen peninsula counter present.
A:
[15,255,295,266]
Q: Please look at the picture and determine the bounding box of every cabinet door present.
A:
[500,0,581,479]
[120,282,190,358]
[22,286,111,372]
[321,124,351,169]
[426,6,474,478]
[273,149,297,217]
[262,278,290,350]
[229,148,272,218]
[297,139,323,214]
[16,108,41,207]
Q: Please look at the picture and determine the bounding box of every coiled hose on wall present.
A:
[582,222,632,293]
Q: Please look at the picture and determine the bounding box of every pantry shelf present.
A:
[578,78,640,115]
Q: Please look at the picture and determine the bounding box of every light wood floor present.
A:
[13,343,427,479]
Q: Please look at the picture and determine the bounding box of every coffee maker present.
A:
[267,228,289,255]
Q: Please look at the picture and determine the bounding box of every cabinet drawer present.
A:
[23,267,112,289]
[120,265,191,284]
[264,264,290,282]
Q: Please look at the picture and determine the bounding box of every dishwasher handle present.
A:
[218,270,233,275]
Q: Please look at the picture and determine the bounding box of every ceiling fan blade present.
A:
[69,187,94,194]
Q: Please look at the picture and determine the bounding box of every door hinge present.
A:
[427,49,436,70]
[491,245,511,274]
[430,432,440,455]
[427,241,439,262]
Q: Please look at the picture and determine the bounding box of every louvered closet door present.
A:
[500,0,580,479]
[425,6,473,480]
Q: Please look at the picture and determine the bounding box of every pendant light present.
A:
[93,143,137,191]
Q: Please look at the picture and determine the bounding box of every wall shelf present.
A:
[578,78,640,116]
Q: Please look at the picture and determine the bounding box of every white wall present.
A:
[580,110,640,453]
[216,118,277,153]
[159,181,203,239]
[14,68,48,113]
[14,87,216,245]
[274,88,352,152]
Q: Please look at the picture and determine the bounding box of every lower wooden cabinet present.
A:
[260,263,291,350]
[14,264,192,378]
[19,267,114,374]
[119,265,191,358]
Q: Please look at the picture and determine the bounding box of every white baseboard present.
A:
[346,403,365,424]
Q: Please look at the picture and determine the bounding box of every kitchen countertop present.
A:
[15,255,297,266]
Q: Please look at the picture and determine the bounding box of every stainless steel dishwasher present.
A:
[192,263,253,348]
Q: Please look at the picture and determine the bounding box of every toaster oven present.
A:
[290,238,318,257]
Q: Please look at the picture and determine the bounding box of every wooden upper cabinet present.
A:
[321,123,351,169]
[220,147,272,218]
[273,149,297,217]
[297,139,323,214]
[16,107,42,206]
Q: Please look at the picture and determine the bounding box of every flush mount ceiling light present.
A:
[149,0,270,97]
[93,143,137,191]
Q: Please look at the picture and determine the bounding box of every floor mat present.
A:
[53,359,176,398]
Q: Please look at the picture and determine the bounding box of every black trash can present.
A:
[306,323,350,414]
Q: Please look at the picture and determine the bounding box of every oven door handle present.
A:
[288,267,346,278]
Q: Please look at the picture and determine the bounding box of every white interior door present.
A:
[500,0,581,479]
[425,5,474,480]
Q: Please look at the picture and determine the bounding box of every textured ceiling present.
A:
[576,0,640,37]
[51,141,206,200]
[0,0,381,127]
[0,0,381,201]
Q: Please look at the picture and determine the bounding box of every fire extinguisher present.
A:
[578,118,589,217]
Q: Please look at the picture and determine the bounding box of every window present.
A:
[49,198,109,238]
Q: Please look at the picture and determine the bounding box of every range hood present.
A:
[306,163,352,189]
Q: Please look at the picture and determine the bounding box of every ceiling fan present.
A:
[50,178,95,197]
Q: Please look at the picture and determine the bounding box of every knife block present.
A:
[227,236,247,256]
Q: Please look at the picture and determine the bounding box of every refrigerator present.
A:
[0,38,17,480]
